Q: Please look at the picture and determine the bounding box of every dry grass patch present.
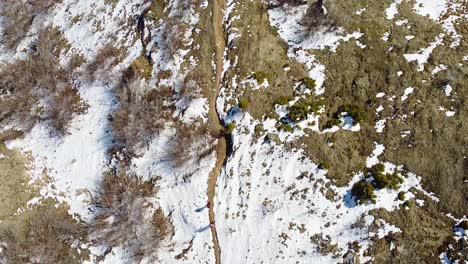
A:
[91,169,173,263]
[0,0,62,50]
[166,122,216,169]
[0,203,88,264]
[112,77,174,153]
[0,27,87,136]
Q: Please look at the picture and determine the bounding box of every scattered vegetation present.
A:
[165,122,216,169]
[0,0,62,50]
[112,76,174,154]
[91,169,173,263]
[397,191,405,201]
[351,180,376,204]
[238,97,249,109]
[274,96,294,106]
[252,71,270,84]
[334,104,368,124]
[287,97,321,122]
[223,122,236,135]
[368,163,404,190]
[324,118,341,129]
[0,27,86,136]
[301,77,316,90]
[0,203,88,264]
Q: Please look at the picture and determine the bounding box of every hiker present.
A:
[206,201,211,209]
[210,222,215,228]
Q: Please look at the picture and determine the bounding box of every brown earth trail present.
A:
[207,0,226,263]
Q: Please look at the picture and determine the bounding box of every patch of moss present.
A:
[252,71,270,84]
[131,56,153,80]
[238,97,249,109]
[274,96,294,106]
[302,77,316,90]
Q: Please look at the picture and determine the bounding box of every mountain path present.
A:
[207,0,226,263]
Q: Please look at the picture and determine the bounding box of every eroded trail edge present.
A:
[207,0,227,263]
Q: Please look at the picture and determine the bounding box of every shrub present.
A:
[287,98,321,122]
[398,191,405,201]
[302,77,316,90]
[277,123,293,133]
[403,200,412,208]
[351,180,376,204]
[131,56,153,80]
[318,162,330,170]
[238,97,249,109]
[0,2,32,50]
[91,169,173,263]
[324,118,341,129]
[335,104,368,124]
[369,163,385,175]
[223,122,236,135]
[252,71,270,84]
[112,78,174,153]
[0,27,86,136]
[0,204,88,264]
[86,43,124,79]
[274,96,294,106]
[165,122,216,169]
[0,0,62,50]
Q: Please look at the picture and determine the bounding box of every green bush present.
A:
[287,98,321,122]
[265,112,279,120]
[223,122,236,134]
[352,180,376,204]
[302,77,316,90]
[278,123,293,133]
[324,118,341,129]
[403,200,412,208]
[335,104,368,124]
[238,98,249,109]
[398,191,405,201]
[372,171,403,190]
[318,162,330,170]
[252,71,270,84]
[370,163,385,175]
[274,96,293,106]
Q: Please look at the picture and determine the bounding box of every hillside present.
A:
[0,0,466,263]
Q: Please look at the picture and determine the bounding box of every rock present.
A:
[342,251,360,264]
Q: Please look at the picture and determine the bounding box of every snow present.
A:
[7,83,116,222]
[404,35,444,71]
[413,0,448,21]
[178,98,209,123]
[376,92,386,98]
[385,0,402,20]
[444,84,452,96]
[445,111,456,117]
[375,119,386,133]
[366,143,385,167]
[401,87,414,102]
[130,129,217,264]
[356,8,366,15]
[213,114,435,264]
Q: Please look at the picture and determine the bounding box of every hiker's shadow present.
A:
[196,224,211,233]
[195,206,206,213]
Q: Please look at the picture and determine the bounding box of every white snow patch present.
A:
[401,87,414,102]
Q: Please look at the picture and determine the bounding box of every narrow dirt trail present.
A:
[207,0,226,263]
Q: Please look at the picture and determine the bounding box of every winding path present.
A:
[207,0,227,263]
